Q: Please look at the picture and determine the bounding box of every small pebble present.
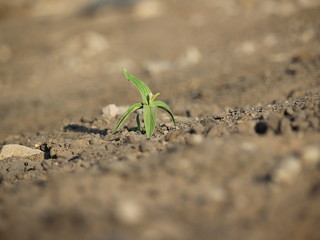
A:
[302,146,320,166]
[273,157,301,184]
[102,104,119,118]
[115,199,144,225]
[188,134,204,145]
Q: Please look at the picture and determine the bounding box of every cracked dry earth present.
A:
[0,1,320,240]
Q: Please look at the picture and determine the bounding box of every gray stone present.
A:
[0,144,44,161]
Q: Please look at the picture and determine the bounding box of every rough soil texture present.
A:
[0,0,320,240]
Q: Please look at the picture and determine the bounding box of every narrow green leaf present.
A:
[123,68,151,104]
[112,102,143,134]
[153,100,176,125]
[143,104,157,137]
[151,93,160,102]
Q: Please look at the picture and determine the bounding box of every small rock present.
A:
[238,41,256,55]
[188,134,204,145]
[102,104,119,118]
[0,144,44,161]
[115,199,144,225]
[102,104,128,119]
[134,0,163,19]
[302,146,320,166]
[164,122,174,128]
[273,157,301,184]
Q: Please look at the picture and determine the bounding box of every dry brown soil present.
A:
[0,0,320,239]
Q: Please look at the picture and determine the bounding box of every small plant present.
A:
[112,68,176,137]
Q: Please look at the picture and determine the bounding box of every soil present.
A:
[0,0,320,240]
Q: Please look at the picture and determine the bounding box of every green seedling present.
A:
[112,68,176,137]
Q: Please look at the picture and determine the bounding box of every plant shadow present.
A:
[63,124,108,136]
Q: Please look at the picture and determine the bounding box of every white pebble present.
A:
[302,146,320,166]
[102,104,119,118]
[134,0,163,19]
[273,157,301,184]
[0,144,43,161]
[189,134,204,145]
[115,200,144,225]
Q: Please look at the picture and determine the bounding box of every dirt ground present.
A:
[0,0,320,239]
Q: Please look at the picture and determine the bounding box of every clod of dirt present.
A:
[0,144,44,161]
[266,112,282,133]
[279,118,292,134]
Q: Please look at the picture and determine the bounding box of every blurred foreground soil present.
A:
[0,1,320,240]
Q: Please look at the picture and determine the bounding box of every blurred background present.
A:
[0,0,319,140]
